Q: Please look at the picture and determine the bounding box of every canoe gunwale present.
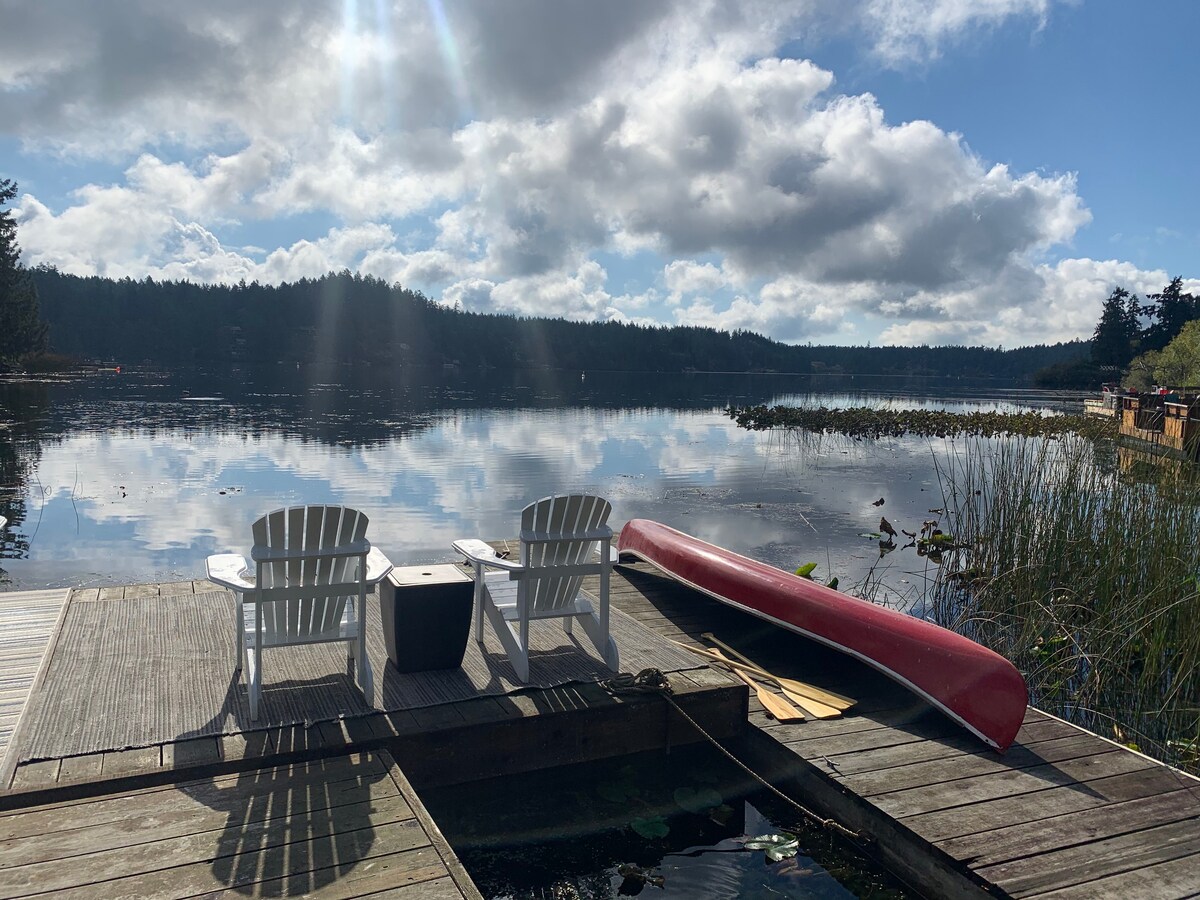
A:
[617,519,1028,752]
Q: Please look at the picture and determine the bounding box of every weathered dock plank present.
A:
[0,589,70,767]
[0,749,478,900]
[609,558,1200,900]
[978,817,1200,898]
[938,788,1200,871]
[904,763,1200,843]
[1027,851,1200,899]
[4,563,1198,899]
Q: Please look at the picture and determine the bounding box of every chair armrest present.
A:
[452,538,523,571]
[205,553,254,592]
[364,547,394,584]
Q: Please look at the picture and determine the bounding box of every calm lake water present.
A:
[0,366,1074,595]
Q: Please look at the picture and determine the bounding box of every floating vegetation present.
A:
[728,404,1117,441]
[743,832,801,863]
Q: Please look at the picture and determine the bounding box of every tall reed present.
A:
[929,435,1200,772]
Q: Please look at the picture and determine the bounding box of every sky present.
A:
[1,0,1197,349]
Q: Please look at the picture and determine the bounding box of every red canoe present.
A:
[618,519,1028,752]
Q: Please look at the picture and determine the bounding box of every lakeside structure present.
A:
[1116,392,1200,461]
[0,544,1198,896]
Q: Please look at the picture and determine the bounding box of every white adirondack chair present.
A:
[205,505,393,720]
[453,494,620,682]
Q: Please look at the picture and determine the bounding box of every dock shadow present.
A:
[173,676,390,897]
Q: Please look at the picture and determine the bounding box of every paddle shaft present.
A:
[701,631,856,709]
[673,641,842,718]
[697,633,856,710]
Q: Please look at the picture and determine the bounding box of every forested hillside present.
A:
[31,267,1086,378]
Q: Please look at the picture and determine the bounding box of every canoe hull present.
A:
[617,519,1027,752]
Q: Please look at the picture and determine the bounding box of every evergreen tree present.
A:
[0,179,49,362]
[1091,286,1139,368]
[1141,276,1197,353]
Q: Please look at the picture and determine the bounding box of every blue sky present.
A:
[1,0,1196,348]
[805,1,1198,277]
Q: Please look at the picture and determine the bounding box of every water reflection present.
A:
[0,367,1068,593]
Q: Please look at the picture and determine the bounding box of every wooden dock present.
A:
[0,749,478,899]
[0,590,69,764]
[610,560,1200,899]
[0,562,1198,898]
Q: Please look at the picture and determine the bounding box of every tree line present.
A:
[0,179,48,367]
[1089,277,1199,389]
[2,177,1086,378]
[26,266,1085,377]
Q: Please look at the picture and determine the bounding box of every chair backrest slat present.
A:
[519,494,611,614]
[250,504,370,640]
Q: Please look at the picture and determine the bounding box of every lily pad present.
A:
[744,831,801,862]
[673,785,723,813]
[630,816,670,839]
[794,562,817,578]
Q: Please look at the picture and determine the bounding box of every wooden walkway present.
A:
[0,749,478,899]
[610,560,1200,899]
[1,561,1198,898]
[0,590,69,765]
[0,576,743,900]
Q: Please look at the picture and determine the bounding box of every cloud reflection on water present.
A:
[2,369,1063,598]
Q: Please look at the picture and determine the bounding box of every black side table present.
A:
[380,564,474,672]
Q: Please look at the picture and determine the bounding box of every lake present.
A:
[0,366,1074,596]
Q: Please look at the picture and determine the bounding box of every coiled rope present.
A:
[602,667,868,843]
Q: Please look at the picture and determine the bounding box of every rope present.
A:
[601,668,674,695]
[602,668,869,844]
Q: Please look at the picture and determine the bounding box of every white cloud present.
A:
[853,0,1053,66]
[877,259,1200,347]
[664,260,732,305]
[7,0,1180,349]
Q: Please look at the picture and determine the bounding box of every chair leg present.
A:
[473,566,486,642]
[233,594,244,672]
[358,640,374,706]
[247,648,261,721]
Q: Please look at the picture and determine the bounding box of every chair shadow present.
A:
[173,675,391,897]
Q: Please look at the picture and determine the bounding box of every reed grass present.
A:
[929,435,1200,771]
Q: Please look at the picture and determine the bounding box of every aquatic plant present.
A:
[743,832,801,862]
[928,434,1200,772]
[728,404,1117,441]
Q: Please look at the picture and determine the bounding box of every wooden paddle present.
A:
[767,683,843,719]
[707,645,843,720]
[727,663,805,722]
[673,641,844,718]
[699,632,857,711]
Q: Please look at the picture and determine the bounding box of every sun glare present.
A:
[424,0,474,123]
